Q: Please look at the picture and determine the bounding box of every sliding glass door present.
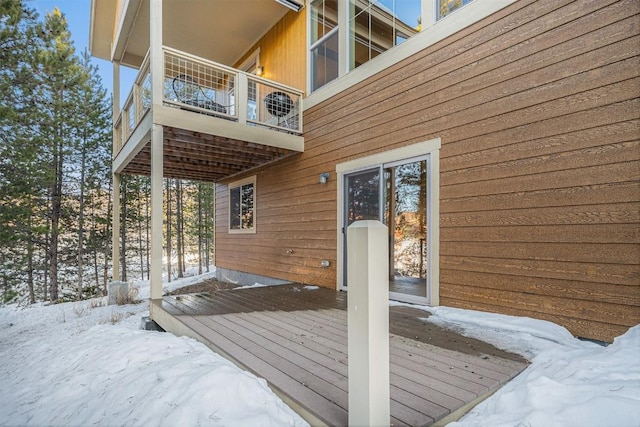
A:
[342,156,429,303]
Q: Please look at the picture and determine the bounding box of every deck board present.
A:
[179,314,349,426]
[156,284,528,426]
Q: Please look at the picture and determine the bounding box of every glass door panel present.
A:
[345,168,381,226]
[343,168,381,287]
[384,159,427,298]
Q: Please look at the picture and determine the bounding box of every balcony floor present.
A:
[152,284,528,426]
[122,125,298,182]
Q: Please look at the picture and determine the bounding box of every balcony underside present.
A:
[120,125,299,182]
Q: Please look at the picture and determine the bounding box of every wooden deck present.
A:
[152,284,528,426]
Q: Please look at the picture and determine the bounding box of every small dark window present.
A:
[229,177,256,233]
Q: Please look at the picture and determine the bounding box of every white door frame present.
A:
[336,138,441,306]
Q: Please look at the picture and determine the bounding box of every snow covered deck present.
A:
[150,284,528,426]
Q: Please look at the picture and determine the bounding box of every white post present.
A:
[347,220,390,427]
[111,61,121,282]
[150,123,163,300]
[236,72,247,125]
[149,0,164,301]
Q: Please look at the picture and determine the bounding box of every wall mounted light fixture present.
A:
[319,172,330,184]
[256,65,264,76]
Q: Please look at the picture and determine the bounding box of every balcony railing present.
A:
[114,51,151,155]
[114,47,303,158]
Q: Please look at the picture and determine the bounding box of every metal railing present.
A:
[162,47,303,134]
[114,46,303,158]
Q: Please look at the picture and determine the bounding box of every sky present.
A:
[30,0,136,106]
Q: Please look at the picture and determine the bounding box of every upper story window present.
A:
[438,0,474,20]
[309,0,478,93]
[350,0,421,70]
[229,176,256,234]
[310,0,339,91]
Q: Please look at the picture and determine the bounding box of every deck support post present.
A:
[347,220,390,427]
[111,61,121,282]
[149,0,163,302]
[150,124,163,300]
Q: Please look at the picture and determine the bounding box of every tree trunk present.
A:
[205,184,211,272]
[48,134,64,302]
[77,147,87,300]
[90,192,99,288]
[104,181,112,295]
[145,184,150,280]
[25,193,36,304]
[166,179,172,282]
[198,183,203,275]
[43,212,49,301]
[120,177,127,281]
[176,180,184,278]
[137,177,144,280]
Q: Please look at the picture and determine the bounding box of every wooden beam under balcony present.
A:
[119,125,299,182]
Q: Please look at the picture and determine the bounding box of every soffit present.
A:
[114,0,290,68]
[89,0,117,61]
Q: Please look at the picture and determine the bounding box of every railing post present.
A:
[112,60,121,155]
[347,220,390,427]
[133,81,140,124]
[237,72,248,125]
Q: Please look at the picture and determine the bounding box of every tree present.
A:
[1,2,112,303]
[71,49,111,299]
[35,7,88,301]
[0,0,47,303]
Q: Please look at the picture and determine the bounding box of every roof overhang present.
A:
[89,0,292,69]
[89,0,117,61]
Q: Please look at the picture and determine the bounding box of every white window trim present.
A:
[228,175,257,234]
[238,48,261,73]
[336,138,441,305]
[306,0,517,106]
[308,0,341,93]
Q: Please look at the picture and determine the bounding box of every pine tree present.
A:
[1,2,113,303]
[35,7,87,301]
[71,50,111,299]
[0,0,47,303]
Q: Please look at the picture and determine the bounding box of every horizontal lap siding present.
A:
[216,0,640,341]
[215,172,338,288]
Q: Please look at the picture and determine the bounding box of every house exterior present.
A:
[90,0,640,343]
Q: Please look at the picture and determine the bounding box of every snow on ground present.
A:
[1,273,638,427]
[0,273,308,427]
[417,305,640,427]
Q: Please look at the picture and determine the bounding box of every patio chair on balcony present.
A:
[172,74,229,114]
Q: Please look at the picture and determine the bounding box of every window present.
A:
[349,0,421,70]
[310,0,339,91]
[228,176,256,233]
[308,0,488,95]
[438,0,474,20]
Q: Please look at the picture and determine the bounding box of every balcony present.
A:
[113,46,304,182]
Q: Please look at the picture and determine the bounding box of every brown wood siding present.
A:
[216,0,640,342]
[234,10,306,91]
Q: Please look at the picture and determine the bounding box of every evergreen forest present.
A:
[0,0,215,305]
